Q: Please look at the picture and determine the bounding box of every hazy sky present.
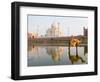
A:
[28,15,88,36]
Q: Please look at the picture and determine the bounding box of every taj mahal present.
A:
[45,21,64,37]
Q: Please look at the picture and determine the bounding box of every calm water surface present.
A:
[28,45,87,66]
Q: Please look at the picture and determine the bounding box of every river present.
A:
[28,45,88,66]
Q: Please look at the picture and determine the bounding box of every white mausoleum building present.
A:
[45,21,64,37]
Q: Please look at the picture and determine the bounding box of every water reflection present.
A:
[28,45,88,66]
[84,46,88,55]
[68,45,87,64]
[28,45,39,54]
[46,47,64,62]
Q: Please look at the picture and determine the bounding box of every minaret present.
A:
[67,27,70,36]
[58,22,60,37]
[37,25,39,37]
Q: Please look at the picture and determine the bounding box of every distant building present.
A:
[28,32,38,39]
[45,21,64,37]
[83,27,88,36]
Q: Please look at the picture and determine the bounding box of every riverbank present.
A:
[29,43,87,47]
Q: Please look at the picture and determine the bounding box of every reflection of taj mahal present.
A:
[46,47,64,61]
[45,21,64,37]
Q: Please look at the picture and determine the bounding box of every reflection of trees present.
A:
[46,47,64,62]
[68,42,87,64]
[68,53,86,64]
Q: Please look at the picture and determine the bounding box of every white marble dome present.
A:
[51,21,59,28]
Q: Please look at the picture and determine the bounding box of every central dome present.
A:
[52,21,59,28]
